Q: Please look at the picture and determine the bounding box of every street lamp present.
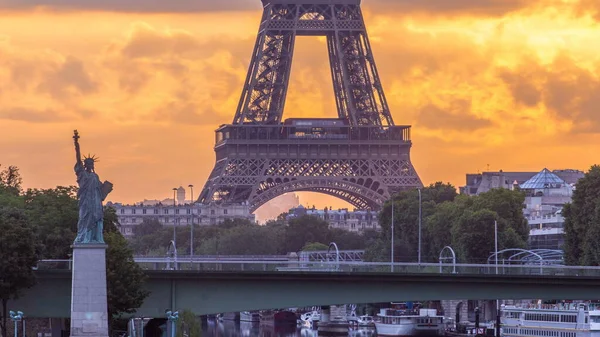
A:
[391,196,395,272]
[188,184,194,262]
[417,188,422,265]
[494,219,500,337]
[172,188,177,248]
[9,311,24,337]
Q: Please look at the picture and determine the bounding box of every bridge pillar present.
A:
[318,305,349,336]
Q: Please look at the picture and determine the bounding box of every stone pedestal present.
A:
[70,244,109,337]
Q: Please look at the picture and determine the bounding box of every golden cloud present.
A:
[0,1,598,215]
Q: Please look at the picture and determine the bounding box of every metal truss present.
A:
[487,249,565,266]
[199,156,421,212]
[199,0,422,211]
[298,250,365,262]
[232,0,393,126]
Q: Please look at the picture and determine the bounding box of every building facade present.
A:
[108,202,255,237]
[460,168,584,250]
[286,205,380,232]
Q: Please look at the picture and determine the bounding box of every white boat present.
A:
[240,311,260,322]
[375,304,444,337]
[502,302,600,337]
[357,315,375,327]
[301,310,321,328]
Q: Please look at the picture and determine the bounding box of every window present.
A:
[224,209,228,215]
[132,209,136,214]
[154,209,159,214]
[164,209,169,214]
[186,209,191,214]
[120,209,125,214]
[143,209,147,214]
[175,209,180,215]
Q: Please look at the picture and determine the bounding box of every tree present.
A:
[0,165,23,196]
[0,207,37,337]
[451,209,500,263]
[104,231,150,329]
[301,242,329,251]
[564,165,600,265]
[133,218,163,237]
[284,215,330,253]
[177,309,201,337]
[23,187,78,259]
[471,188,529,242]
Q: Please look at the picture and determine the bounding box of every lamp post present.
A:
[9,310,24,337]
[495,219,501,337]
[188,184,194,262]
[166,311,179,337]
[172,188,177,248]
[417,188,422,265]
[391,196,395,272]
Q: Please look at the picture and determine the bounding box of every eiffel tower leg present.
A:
[232,5,296,125]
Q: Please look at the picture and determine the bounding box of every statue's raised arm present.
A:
[73,130,83,171]
[71,130,111,244]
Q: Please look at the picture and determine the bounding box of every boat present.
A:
[375,303,444,337]
[357,315,375,327]
[301,310,321,328]
[260,310,298,325]
[502,302,600,337]
[240,311,260,322]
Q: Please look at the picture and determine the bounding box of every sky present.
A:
[0,0,599,218]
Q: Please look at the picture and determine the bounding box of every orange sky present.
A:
[0,0,599,219]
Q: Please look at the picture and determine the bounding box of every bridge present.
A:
[11,260,600,318]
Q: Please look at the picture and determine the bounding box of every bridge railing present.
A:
[35,259,600,277]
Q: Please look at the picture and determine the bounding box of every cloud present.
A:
[36,56,99,100]
[417,102,492,131]
[0,107,65,123]
[498,55,600,133]
[368,0,528,16]
[0,0,260,13]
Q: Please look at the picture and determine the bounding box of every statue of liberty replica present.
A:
[73,129,113,243]
[70,130,111,337]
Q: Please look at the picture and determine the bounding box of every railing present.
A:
[215,124,411,145]
[34,259,600,277]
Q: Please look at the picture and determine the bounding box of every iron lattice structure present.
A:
[199,0,422,212]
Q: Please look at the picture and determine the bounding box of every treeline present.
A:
[366,182,530,263]
[130,182,531,263]
[0,165,148,336]
[129,215,381,256]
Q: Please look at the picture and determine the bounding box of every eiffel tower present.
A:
[198,0,422,212]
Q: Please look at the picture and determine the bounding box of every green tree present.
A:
[378,183,456,262]
[23,187,78,259]
[177,309,201,337]
[105,230,150,328]
[451,209,499,263]
[471,188,529,242]
[563,165,600,265]
[284,215,330,253]
[423,197,470,261]
[301,242,329,251]
[133,218,163,237]
[0,207,37,337]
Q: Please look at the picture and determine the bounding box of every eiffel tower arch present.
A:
[198,0,422,212]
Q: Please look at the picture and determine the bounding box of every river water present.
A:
[202,320,377,337]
